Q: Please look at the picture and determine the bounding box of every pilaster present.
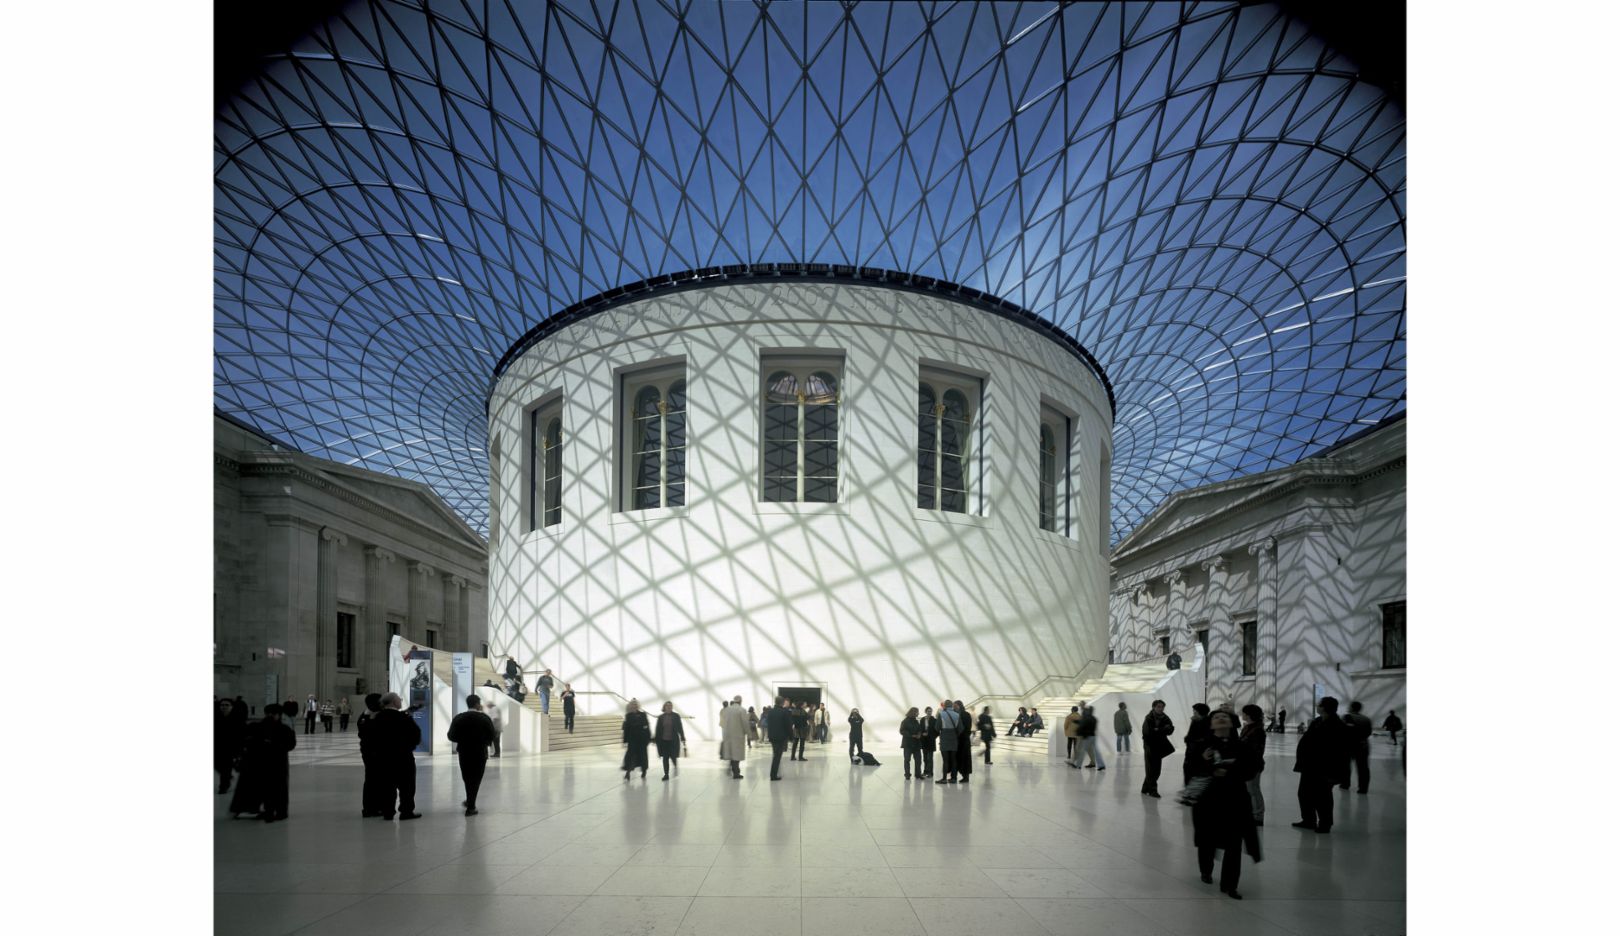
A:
[363,545,395,695]
[408,560,436,642]
[1248,537,1279,715]
[316,528,347,698]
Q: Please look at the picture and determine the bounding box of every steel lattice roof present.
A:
[214,0,1405,543]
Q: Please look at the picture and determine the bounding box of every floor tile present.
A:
[1013,898,1173,936]
[804,866,904,898]
[699,863,802,897]
[549,895,692,936]
[212,893,368,936]
[595,864,711,897]
[496,863,618,896]
[801,897,925,936]
[907,897,1051,936]
[980,866,1107,899]
[675,897,800,936]
[415,895,585,936]
[890,867,1006,899]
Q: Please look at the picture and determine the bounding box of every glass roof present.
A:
[215,0,1405,543]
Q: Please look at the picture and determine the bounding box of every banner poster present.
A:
[263,674,278,715]
[452,653,472,716]
[408,648,433,753]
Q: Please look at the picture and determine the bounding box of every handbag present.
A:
[1176,776,1212,806]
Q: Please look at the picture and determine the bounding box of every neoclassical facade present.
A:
[1108,415,1406,722]
[487,271,1114,732]
[214,414,488,708]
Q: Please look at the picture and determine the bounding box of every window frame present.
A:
[618,362,688,512]
[760,354,845,504]
[917,366,983,514]
[335,610,356,670]
[525,395,564,532]
[1239,620,1258,676]
[1038,405,1071,534]
[1380,599,1406,669]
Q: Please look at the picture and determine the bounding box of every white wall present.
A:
[488,282,1113,739]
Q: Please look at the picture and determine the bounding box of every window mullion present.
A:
[796,390,806,502]
[658,397,669,509]
[934,405,944,502]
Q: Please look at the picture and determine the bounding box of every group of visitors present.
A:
[619,699,688,781]
[216,697,297,822]
[499,656,577,731]
[1009,707,1044,736]
[897,701,996,782]
[1063,703,1110,769]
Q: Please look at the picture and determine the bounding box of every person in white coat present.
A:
[719,696,749,779]
[484,699,504,757]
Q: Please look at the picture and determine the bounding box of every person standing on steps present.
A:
[654,700,687,780]
[936,700,961,783]
[484,699,503,757]
[373,692,422,820]
[847,708,865,761]
[1183,703,1211,785]
[1342,700,1374,794]
[621,699,651,781]
[1292,696,1351,833]
[304,693,318,734]
[1141,699,1176,797]
[338,696,351,732]
[766,696,792,780]
[1114,702,1133,753]
[900,707,923,779]
[920,706,939,779]
[536,669,555,715]
[953,701,974,782]
[978,706,995,764]
[720,697,748,779]
[560,683,576,732]
[447,694,495,816]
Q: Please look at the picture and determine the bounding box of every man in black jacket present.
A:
[920,707,940,779]
[1293,696,1351,833]
[1141,700,1176,797]
[373,692,423,820]
[356,693,383,816]
[448,694,496,816]
[1341,700,1375,794]
[790,702,810,761]
[766,696,792,780]
[1183,703,1211,784]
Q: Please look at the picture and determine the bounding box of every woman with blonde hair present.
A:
[621,699,651,781]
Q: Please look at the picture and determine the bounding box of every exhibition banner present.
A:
[452,653,472,715]
[408,647,433,753]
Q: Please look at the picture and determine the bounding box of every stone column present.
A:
[317,527,346,700]
[1201,555,1230,703]
[1163,569,1188,653]
[363,545,396,695]
[1248,537,1279,717]
[1132,583,1153,658]
[408,560,436,643]
[442,573,467,651]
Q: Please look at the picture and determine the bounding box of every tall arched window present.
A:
[1039,405,1070,534]
[917,368,980,513]
[528,399,564,531]
[623,366,687,510]
[762,358,841,502]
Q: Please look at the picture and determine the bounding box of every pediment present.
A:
[1116,474,1281,552]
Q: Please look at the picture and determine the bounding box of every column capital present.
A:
[1247,537,1277,556]
[1200,555,1227,573]
[408,560,438,578]
[1132,583,1152,604]
[365,545,396,563]
[447,575,469,590]
[1162,569,1185,586]
[320,527,348,546]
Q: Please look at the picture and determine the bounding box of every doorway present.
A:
[776,685,822,708]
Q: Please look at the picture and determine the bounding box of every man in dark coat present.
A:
[356,693,383,816]
[920,707,939,779]
[230,702,297,821]
[766,696,791,780]
[1183,703,1211,784]
[215,699,247,793]
[448,694,496,815]
[1292,696,1351,833]
[1140,699,1176,797]
[790,703,810,761]
[561,683,577,732]
[1341,700,1375,794]
[1382,710,1403,744]
[1166,650,1182,670]
[372,692,423,820]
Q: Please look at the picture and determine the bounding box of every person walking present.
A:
[337,696,351,732]
[229,701,297,821]
[373,692,422,820]
[1183,703,1211,784]
[920,706,939,778]
[1239,704,1267,825]
[447,694,495,816]
[621,699,651,781]
[215,698,247,794]
[655,701,687,780]
[485,699,503,757]
[1276,707,1287,733]
[747,706,760,748]
[1073,703,1106,770]
[847,708,865,761]
[900,707,923,779]
[303,694,318,734]
[561,683,576,732]
[766,696,792,780]
[1382,709,1403,744]
[977,706,995,764]
[790,702,810,761]
[537,669,555,715]
[720,697,748,778]
[1342,701,1374,793]
[1141,699,1176,797]
[953,701,974,782]
[814,702,830,743]
[320,698,335,733]
[1114,702,1132,753]
[1189,710,1261,899]
[936,701,961,783]
[1063,706,1082,760]
[502,655,523,699]
[356,693,383,816]
[1292,696,1351,833]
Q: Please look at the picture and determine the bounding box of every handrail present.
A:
[960,662,1103,714]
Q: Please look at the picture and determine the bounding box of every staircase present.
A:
[987,658,1193,760]
[544,713,624,751]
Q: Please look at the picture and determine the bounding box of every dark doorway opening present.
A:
[776,686,822,708]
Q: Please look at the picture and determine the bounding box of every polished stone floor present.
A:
[215,730,1406,935]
